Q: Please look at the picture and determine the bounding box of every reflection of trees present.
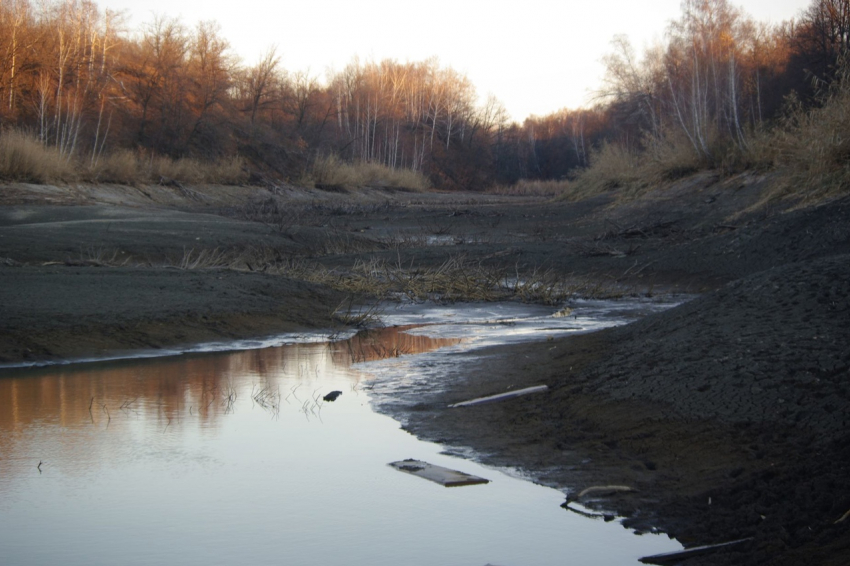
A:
[0,327,460,467]
[334,325,462,365]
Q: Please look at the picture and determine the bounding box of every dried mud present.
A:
[1,177,849,564]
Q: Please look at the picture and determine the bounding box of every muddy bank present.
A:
[372,254,850,565]
[1,178,849,564]
[0,265,345,364]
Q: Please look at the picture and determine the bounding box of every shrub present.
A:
[642,130,703,182]
[143,155,248,185]
[304,154,431,191]
[305,153,364,187]
[769,77,850,200]
[563,142,643,200]
[207,156,249,185]
[88,150,143,184]
[0,130,76,183]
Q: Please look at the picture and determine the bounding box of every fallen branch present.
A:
[448,385,549,408]
[575,485,636,500]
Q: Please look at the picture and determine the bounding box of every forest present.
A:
[1,0,849,193]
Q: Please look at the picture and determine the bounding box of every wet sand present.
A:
[1,179,849,564]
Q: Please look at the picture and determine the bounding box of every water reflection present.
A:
[0,326,461,481]
[0,318,680,566]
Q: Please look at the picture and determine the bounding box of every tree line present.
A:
[1,0,848,189]
[522,0,850,184]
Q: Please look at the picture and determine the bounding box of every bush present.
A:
[563,142,643,200]
[642,130,703,182]
[0,130,76,183]
[304,154,431,191]
[769,77,850,200]
[89,150,143,184]
[0,129,248,186]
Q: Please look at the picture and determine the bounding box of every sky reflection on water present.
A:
[0,304,682,566]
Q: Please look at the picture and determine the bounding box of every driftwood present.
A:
[576,485,636,499]
[639,538,753,565]
[448,385,549,408]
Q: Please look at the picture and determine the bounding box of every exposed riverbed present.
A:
[0,299,683,566]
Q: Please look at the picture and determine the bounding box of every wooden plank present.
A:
[448,385,549,408]
[389,459,490,487]
[639,538,752,565]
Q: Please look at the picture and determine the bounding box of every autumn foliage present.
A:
[1,0,849,193]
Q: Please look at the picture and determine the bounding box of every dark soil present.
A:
[1,176,848,564]
[0,265,345,364]
[372,254,850,565]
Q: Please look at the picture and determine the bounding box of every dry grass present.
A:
[148,155,247,185]
[89,150,144,184]
[764,73,850,201]
[0,129,247,186]
[562,142,644,200]
[303,154,431,191]
[269,254,617,305]
[563,132,718,202]
[331,297,384,327]
[564,63,850,206]
[641,131,703,183]
[150,247,624,305]
[490,179,572,196]
[0,130,76,183]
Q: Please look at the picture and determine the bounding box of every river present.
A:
[0,299,684,566]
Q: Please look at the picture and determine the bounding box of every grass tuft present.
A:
[89,150,143,184]
[303,154,431,191]
[0,130,76,183]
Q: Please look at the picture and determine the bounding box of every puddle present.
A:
[0,300,685,566]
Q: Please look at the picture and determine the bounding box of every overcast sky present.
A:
[97,0,810,121]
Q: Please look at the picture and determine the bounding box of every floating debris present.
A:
[389,459,490,487]
[639,538,753,565]
[323,390,343,402]
[448,385,548,408]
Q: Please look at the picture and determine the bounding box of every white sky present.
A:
[98,0,810,122]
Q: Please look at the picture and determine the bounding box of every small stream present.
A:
[0,298,685,566]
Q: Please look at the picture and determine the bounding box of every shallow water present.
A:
[0,300,684,566]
